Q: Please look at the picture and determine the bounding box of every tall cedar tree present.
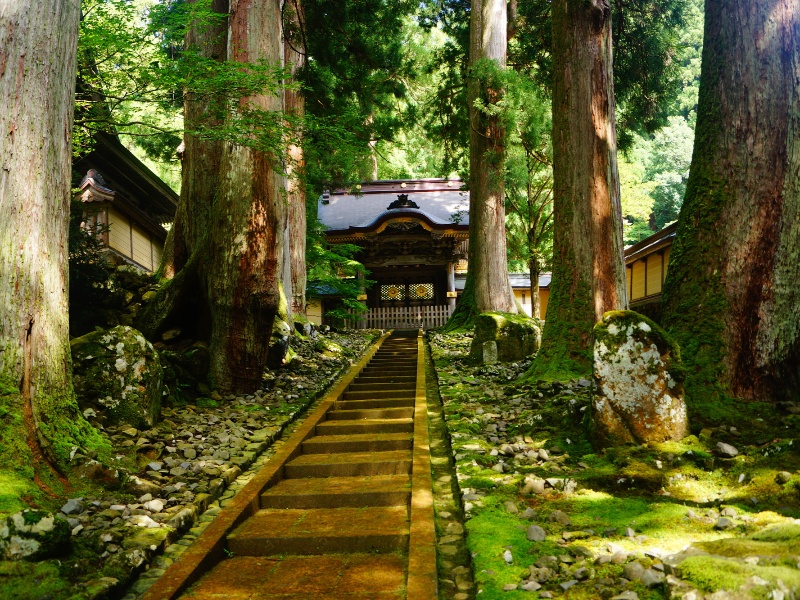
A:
[529,0,627,379]
[138,0,291,393]
[0,0,106,469]
[661,0,800,407]
[467,0,517,316]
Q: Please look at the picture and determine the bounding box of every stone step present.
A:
[360,368,417,377]
[368,357,417,364]
[343,389,415,400]
[260,474,411,509]
[335,398,414,410]
[301,432,412,454]
[179,554,407,600]
[355,375,417,383]
[284,450,412,478]
[315,418,414,436]
[347,381,415,392]
[227,506,409,556]
[326,407,414,421]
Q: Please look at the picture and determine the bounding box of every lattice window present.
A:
[381,284,406,301]
[409,283,434,300]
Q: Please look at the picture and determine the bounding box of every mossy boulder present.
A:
[71,325,163,428]
[469,312,541,365]
[593,310,688,447]
[0,510,70,560]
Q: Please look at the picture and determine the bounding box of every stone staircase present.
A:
[180,331,427,599]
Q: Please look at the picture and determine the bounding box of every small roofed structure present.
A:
[317,179,469,328]
[74,133,178,272]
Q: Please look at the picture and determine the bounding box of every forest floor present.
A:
[426,331,800,600]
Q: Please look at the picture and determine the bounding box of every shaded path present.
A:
[140,331,436,599]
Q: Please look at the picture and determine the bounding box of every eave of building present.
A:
[325,210,469,243]
[79,177,169,242]
[74,132,178,224]
[624,222,677,265]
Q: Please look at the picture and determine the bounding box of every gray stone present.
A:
[715,442,738,458]
[715,517,735,530]
[71,325,163,428]
[611,551,628,564]
[559,580,578,591]
[521,508,536,520]
[503,549,514,564]
[61,498,84,515]
[547,510,571,526]
[504,501,519,514]
[623,561,645,581]
[520,581,541,591]
[526,525,547,542]
[0,511,71,560]
[775,471,792,484]
[610,593,639,600]
[592,312,688,447]
[469,312,541,364]
[641,569,665,587]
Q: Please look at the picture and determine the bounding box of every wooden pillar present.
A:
[447,262,456,309]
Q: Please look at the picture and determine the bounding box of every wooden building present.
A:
[74,133,178,272]
[315,179,555,328]
[624,222,677,319]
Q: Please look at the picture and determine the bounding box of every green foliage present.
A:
[300,0,419,193]
[76,0,294,187]
[306,217,373,322]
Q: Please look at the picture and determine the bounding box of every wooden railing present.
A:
[346,305,455,330]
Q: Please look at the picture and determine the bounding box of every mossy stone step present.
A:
[347,381,416,392]
[315,418,414,436]
[180,554,406,599]
[343,389,415,400]
[284,450,412,478]
[355,375,417,383]
[301,432,413,454]
[227,506,409,556]
[260,474,411,509]
[360,368,417,377]
[335,398,415,410]
[327,407,414,421]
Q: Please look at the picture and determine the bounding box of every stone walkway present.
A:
[140,331,437,599]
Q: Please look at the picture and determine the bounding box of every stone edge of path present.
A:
[407,330,438,599]
[138,331,391,600]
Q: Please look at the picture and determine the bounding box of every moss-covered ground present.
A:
[427,331,800,600]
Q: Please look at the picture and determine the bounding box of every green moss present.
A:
[526,274,593,382]
[679,555,800,595]
[0,561,74,599]
[195,397,219,408]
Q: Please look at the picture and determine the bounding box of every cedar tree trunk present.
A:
[284,0,305,318]
[530,0,627,379]
[448,0,516,329]
[207,0,286,392]
[528,252,541,319]
[138,0,228,343]
[0,0,103,467]
[661,0,800,405]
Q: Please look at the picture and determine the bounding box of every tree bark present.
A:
[146,0,229,343]
[207,0,286,393]
[467,0,517,315]
[0,0,101,467]
[661,0,800,404]
[528,252,541,319]
[284,0,306,319]
[530,0,627,379]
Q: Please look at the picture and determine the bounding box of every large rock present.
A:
[469,312,541,364]
[0,510,70,560]
[593,311,688,447]
[71,325,163,428]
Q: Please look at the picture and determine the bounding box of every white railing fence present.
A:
[345,305,455,330]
